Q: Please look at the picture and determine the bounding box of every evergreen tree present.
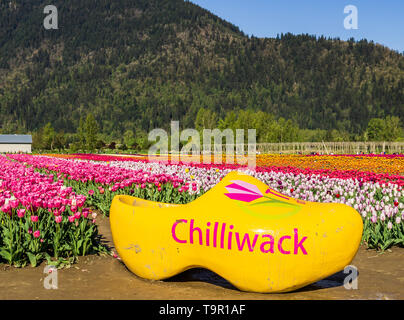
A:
[77,117,86,150]
[367,118,386,141]
[54,131,66,151]
[32,128,44,150]
[123,129,136,148]
[365,117,402,141]
[42,123,56,150]
[85,114,99,151]
[384,116,402,141]
[195,108,218,131]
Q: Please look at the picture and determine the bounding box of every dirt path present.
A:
[1,215,403,300]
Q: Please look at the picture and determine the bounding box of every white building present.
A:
[0,135,32,153]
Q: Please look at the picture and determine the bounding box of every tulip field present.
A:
[0,155,104,267]
[0,152,403,267]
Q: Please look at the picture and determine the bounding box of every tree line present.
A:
[30,109,403,152]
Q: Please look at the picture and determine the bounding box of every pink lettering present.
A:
[190,219,203,245]
[228,225,234,250]
[278,235,291,254]
[220,223,226,249]
[206,222,211,246]
[172,219,187,244]
[171,219,308,256]
[294,228,308,255]
[260,234,275,253]
[213,222,219,247]
[236,232,259,252]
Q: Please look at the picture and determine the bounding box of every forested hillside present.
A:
[0,0,403,143]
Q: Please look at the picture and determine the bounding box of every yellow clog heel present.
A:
[110,171,363,293]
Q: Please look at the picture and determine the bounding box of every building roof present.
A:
[0,135,32,144]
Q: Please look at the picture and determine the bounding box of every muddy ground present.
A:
[1,215,403,300]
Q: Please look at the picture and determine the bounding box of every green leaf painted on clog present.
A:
[237,202,301,220]
[250,198,299,208]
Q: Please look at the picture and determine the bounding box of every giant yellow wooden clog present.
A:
[109,171,363,293]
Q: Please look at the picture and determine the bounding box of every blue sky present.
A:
[189,0,404,53]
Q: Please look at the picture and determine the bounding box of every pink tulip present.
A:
[82,210,89,218]
[10,199,19,209]
[17,209,26,218]
[33,230,40,238]
[55,216,62,224]
[1,203,11,214]
[31,215,39,222]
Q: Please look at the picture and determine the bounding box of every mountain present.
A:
[0,0,403,139]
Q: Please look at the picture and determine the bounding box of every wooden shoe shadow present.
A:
[164,268,359,293]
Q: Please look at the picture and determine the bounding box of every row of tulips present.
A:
[6,154,199,215]
[0,155,105,267]
[7,154,404,251]
[43,153,404,186]
[45,152,404,176]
